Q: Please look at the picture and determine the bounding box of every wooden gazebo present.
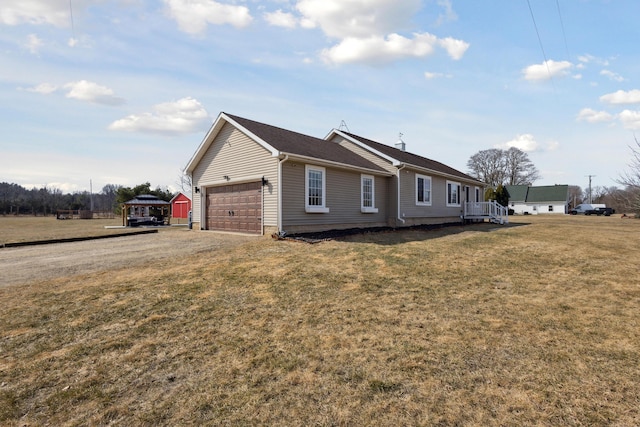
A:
[122,194,171,226]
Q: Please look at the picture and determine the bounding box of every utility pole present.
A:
[90,179,94,211]
[586,175,596,204]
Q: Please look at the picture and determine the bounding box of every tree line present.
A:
[0,182,174,216]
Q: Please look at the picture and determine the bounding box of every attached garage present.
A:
[205,181,262,234]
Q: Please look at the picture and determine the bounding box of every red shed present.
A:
[170,192,192,224]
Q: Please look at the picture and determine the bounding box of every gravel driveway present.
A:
[0,229,257,288]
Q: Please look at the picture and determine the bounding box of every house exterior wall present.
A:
[511,201,567,215]
[191,122,278,232]
[397,168,465,224]
[334,137,478,227]
[280,160,389,233]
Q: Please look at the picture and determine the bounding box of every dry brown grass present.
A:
[1,215,639,426]
[0,216,137,245]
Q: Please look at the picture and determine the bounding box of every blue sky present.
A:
[1,0,638,194]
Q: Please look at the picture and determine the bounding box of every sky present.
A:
[2,0,639,194]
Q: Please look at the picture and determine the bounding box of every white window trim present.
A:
[446,180,461,207]
[305,165,329,213]
[475,186,481,203]
[415,173,432,206]
[360,174,378,213]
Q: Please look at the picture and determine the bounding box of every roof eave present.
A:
[403,163,485,185]
[281,152,393,176]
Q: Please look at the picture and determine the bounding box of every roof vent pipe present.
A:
[395,132,406,151]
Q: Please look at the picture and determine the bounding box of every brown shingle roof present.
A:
[341,131,483,183]
[225,113,387,173]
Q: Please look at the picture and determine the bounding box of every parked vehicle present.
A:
[586,207,615,216]
[569,203,611,215]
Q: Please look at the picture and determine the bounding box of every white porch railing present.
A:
[463,201,509,224]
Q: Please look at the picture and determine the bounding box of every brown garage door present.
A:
[206,181,262,234]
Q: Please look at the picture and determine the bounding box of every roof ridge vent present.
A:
[395,132,406,151]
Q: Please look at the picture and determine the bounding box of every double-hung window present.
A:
[305,165,329,213]
[447,181,461,206]
[361,175,378,213]
[416,174,432,205]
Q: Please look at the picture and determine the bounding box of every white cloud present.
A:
[26,82,58,94]
[436,0,458,25]
[522,60,573,81]
[576,108,614,123]
[438,37,469,60]
[577,54,609,67]
[600,89,640,105]
[546,140,559,151]
[266,0,469,66]
[64,80,125,106]
[264,9,297,29]
[0,1,71,27]
[618,110,640,130]
[164,0,252,35]
[424,71,452,80]
[496,134,539,152]
[25,33,43,54]
[108,97,210,135]
[296,0,421,39]
[600,69,624,82]
[321,32,467,65]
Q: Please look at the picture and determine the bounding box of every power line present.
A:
[586,175,596,204]
[526,0,554,84]
[69,0,76,41]
[555,0,571,60]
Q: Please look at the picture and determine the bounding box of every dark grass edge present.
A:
[284,221,465,243]
[0,229,159,248]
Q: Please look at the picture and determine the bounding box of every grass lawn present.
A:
[1,215,639,425]
[0,216,138,245]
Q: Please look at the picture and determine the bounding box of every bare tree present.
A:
[177,168,192,194]
[567,185,583,209]
[503,147,541,185]
[617,136,640,214]
[467,147,540,188]
[466,148,505,188]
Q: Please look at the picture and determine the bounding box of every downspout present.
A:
[277,154,289,234]
[396,164,406,226]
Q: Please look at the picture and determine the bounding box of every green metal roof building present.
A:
[505,185,569,214]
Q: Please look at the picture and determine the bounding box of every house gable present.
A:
[185,112,280,175]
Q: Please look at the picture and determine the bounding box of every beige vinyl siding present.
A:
[398,169,464,219]
[281,161,388,232]
[191,123,278,227]
[332,136,397,173]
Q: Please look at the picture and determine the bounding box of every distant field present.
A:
[1,215,639,425]
[0,216,150,245]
